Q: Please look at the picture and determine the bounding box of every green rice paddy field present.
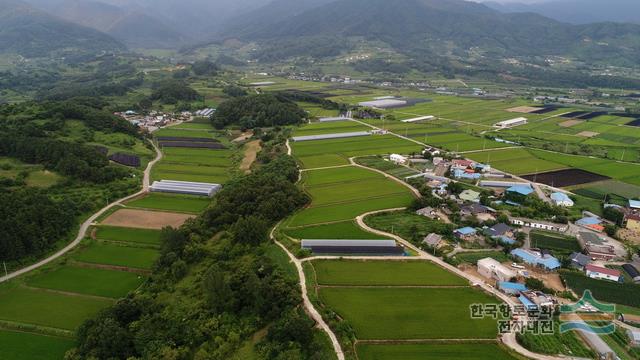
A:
[292,135,422,168]
[126,193,211,213]
[73,241,159,270]
[286,166,415,227]
[292,120,370,136]
[283,220,386,240]
[0,330,75,360]
[319,287,498,339]
[0,285,112,330]
[94,226,162,246]
[26,266,144,298]
[357,343,518,360]
[311,260,467,286]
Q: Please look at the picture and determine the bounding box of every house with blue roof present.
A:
[550,192,574,207]
[453,169,481,180]
[454,227,478,241]
[498,282,527,295]
[506,185,534,196]
[511,248,561,270]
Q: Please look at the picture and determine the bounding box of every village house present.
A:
[423,233,445,249]
[477,258,516,282]
[498,281,528,295]
[416,207,437,219]
[627,329,640,347]
[622,264,640,283]
[454,227,478,241]
[389,154,408,165]
[451,159,475,170]
[510,218,569,233]
[550,192,574,207]
[585,264,622,282]
[511,248,561,271]
[568,252,591,270]
[519,290,555,311]
[585,243,617,261]
[461,203,495,219]
[459,189,481,203]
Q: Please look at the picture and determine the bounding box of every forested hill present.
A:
[0,0,124,57]
[214,0,640,65]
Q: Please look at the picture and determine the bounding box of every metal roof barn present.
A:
[318,117,352,122]
[291,131,371,142]
[150,180,221,197]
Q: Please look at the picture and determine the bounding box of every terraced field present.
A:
[0,121,233,358]
[285,166,415,228]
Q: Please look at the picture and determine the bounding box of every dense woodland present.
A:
[0,99,142,264]
[70,155,331,359]
[211,94,307,129]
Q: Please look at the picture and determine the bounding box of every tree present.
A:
[229,216,269,246]
[223,85,248,97]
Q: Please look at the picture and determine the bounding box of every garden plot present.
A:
[292,121,370,136]
[522,168,611,187]
[101,208,194,229]
[466,148,565,175]
[26,265,144,298]
[284,220,385,240]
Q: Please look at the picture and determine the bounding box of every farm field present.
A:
[311,260,467,286]
[363,211,452,245]
[26,266,144,298]
[126,193,211,213]
[454,251,511,265]
[560,270,640,308]
[287,166,415,227]
[0,330,75,360]
[154,128,214,139]
[0,285,111,330]
[292,135,422,168]
[94,226,162,246]
[465,148,566,175]
[101,208,194,229]
[283,220,386,240]
[356,343,518,360]
[318,287,498,339]
[73,241,159,270]
[529,231,580,256]
[516,321,594,358]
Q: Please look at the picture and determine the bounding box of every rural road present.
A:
[0,140,163,284]
[269,225,346,360]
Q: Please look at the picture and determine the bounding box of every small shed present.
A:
[498,282,527,295]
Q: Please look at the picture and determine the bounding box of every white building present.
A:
[494,117,528,129]
[390,154,408,165]
[585,264,621,282]
[510,218,569,233]
[478,258,516,282]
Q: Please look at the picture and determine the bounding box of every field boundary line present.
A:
[71,261,152,275]
[316,285,470,289]
[0,139,163,284]
[356,338,499,344]
[301,164,353,172]
[19,285,117,302]
[0,319,74,338]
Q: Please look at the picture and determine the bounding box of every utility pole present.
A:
[621,148,626,161]
[3,262,7,277]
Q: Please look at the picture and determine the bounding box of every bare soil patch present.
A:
[101,208,194,229]
[506,106,539,113]
[240,140,262,174]
[577,131,599,138]
[522,168,610,187]
[559,119,583,128]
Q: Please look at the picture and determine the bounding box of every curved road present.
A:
[0,140,163,284]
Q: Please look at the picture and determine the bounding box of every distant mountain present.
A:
[23,0,189,48]
[0,0,124,57]
[214,0,640,65]
[485,0,640,25]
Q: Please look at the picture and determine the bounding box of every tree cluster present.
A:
[150,80,200,105]
[211,94,307,130]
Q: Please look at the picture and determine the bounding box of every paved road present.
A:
[0,140,163,284]
[269,225,346,360]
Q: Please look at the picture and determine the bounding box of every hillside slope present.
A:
[0,0,124,57]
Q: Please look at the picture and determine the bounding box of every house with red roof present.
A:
[585,264,622,283]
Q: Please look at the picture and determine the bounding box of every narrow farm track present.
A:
[0,140,163,284]
[269,225,346,360]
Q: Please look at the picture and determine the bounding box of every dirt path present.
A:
[269,225,346,360]
[0,140,162,284]
[240,140,261,173]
